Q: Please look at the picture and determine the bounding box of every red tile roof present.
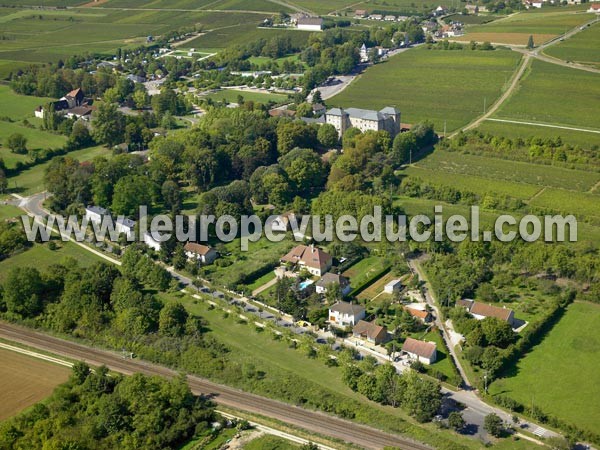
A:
[184,242,213,256]
[402,337,436,359]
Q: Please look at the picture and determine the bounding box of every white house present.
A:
[384,279,403,294]
[588,3,600,12]
[402,337,437,364]
[316,273,351,296]
[85,205,107,225]
[328,301,366,327]
[297,17,323,31]
[143,232,162,251]
[184,242,218,265]
[115,217,136,239]
[434,5,448,15]
[270,212,296,232]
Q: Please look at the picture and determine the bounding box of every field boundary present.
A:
[486,118,600,134]
[0,341,73,368]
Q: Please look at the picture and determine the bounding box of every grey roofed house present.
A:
[326,107,346,117]
[301,116,326,125]
[86,205,108,216]
[297,17,324,26]
[330,301,365,316]
[379,106,401,116]
[344,107,388,122]
[116,217,136,229]
[316,273,350,289]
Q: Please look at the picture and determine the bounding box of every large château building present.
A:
[325,106,401,137]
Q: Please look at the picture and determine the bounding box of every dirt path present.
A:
[590,180,600,194]
[486,118,600,134]
[449,54,530,138]
[252,275,278,297]
[528,187,546,203]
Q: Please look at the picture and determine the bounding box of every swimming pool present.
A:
[298,279,314,290]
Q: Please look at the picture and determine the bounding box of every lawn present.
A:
[329,47,521,132]
[0,122,67,169]
[458,9,595,45]
[544,20,600,68]
[0,85,55,121]
[243,435,300,449]
[0,240,107,282]
[203,89,289,104]
[414,150,600,192]
[493,59,600,130]
[202,237,294,288]
[0,202,22,220]
[245,270,277,292]
[357,271,397,302]
[342,255,390,291]
[490,302,600,434]
[9,145,109,194]
[0,348,70,421]
[476,120,600,150]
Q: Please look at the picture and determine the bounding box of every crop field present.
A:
[458,9,595,45]
[544,21,600,68]
[180,24,312,50]
[10,145,109,194]
[404,166,542,200]
[203,88,289,104]
[0,348,70,421]
[494,59,600,130]
[284,0,437,15]
[490,302,600,434]
[476,120,600,149]
[414,150,600,192]
[329,47,521,132]
[528,188,600,223]
[0,6,275,73]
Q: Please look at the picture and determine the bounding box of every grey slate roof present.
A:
[326,107,347,117]
[86,205,107,215]
[330,301,365,316]
[379,106,401,116]
[116,217,136,229]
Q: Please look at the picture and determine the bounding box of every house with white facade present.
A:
[402,337,437,364]
[329,301,366,327]
[384,279,403,294]
[184,242,218,264]
[297,17,323,31]
[115,217,136,239]
[143,232,162,251]
[85,205,108,225]
[316,273,351,296]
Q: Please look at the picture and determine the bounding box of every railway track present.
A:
[0,321,431,450]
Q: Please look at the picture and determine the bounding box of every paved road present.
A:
[0,321,432,450]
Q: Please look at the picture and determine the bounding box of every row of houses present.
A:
[328,301,437,363]
[354,10,409,22]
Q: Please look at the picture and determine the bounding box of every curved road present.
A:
[0,321,431,450]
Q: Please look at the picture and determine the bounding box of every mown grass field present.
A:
[476,120,600,149]
[203,88,289,104]
[329,47,521,132]
[0,348,70,421]
[414,150,600,192]
[490,302,600,434]
[243,435,300,450]
[0,85,55,121]
[0,122,67,169]
[342,255,390,291]
[0,240,107,282]
[544,20,600,67]
[458,9,594,45]
[494,59,600,130]
[9,145,109,194]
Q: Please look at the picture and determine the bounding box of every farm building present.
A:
[384,279,403,294]
[402,338,437,364]
[329,301,366,327]
[297,17,323,31]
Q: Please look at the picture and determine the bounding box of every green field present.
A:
[404,166,542,200]
[329,47,521,132]
[459,9,595,45]
[203,89,289,104]
[544,20,600,67]
[0,240,106,281]
[0,202,23,220]
[0,122,68,169]
[528,188,600,222]
[414,150,600,192]
[342,255,390,290]
[0,85,55,121]
[494,59,600,130]
[9,145,109,194]
[243,435,300,450]
[490,302,600,434]
[476,120,600,149]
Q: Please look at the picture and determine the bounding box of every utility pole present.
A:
[484,371,488,394]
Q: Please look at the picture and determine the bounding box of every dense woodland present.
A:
[0,363,217,450]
